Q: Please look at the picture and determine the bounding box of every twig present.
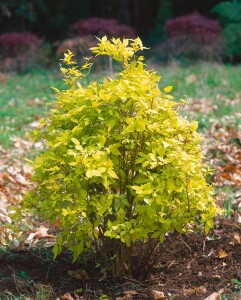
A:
[180,238,192,252]
[203,238,206,252]
[167,260,176,268]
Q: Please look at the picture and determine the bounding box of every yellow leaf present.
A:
[24,158,33,164]
[62,209,69,216]
[97,167,106,174]
[71,138,80,145]
[108,169,118,179]
[164,94,174,99]
[164,86,173,93]
[86,170,101,178]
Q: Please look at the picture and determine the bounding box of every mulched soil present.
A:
[0,218,241,299]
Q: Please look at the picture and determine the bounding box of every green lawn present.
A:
[0,69,66,146]
[1,63,241,147]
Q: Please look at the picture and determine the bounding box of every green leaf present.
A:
[151,231,160,238]
[99,294,109,300]
[109,144,121,155]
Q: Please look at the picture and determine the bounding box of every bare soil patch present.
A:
[0,218,240,299]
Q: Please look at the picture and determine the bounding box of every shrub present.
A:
[154,12,224,61]
[0,32,50,72]
[165,12,221,41]
[212,0,241,61]
[0,32,39,55]
[71,17,136,38]
[56,36,97,61]
[24,37,218,278]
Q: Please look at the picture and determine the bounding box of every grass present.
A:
[0,69,66,146]
[1,62,241,147]
[158,62,241,129]
[160,63,241,99]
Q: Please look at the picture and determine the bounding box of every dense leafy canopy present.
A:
[24,37,218,263]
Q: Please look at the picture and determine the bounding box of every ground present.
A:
[0,219,241,299]
[0,63,241,299]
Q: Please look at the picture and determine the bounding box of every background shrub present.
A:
[0,0,230,46]
[165,12,221,40]
[70,17,136,38]
[153,12,224,61]
[56,36,96,62]
[212,0,241,61]
[0,32,50,72]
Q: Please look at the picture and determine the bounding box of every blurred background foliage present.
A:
[0,0,223,39]
[0,0,241,67]
[212,0,241,60]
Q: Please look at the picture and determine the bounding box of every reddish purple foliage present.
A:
[154,13,224,61]
[71,17,136,38]
[165,12,221,44]
[0,32,49,72]
[0,32,40,55]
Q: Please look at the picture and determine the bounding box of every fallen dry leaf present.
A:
[214,249,229,259]
[25,226,54,244]
[123,290,139,295]
[12,237,20,248]
[232,233,241,245]
[60,293,75,300]
[183,286,207,296]
[29,121,40,128]
[15,173,29,185]
[1,172,15,183]
[26,232,36,243]
[23,164,33,178]
[68,270,82,280]
[151,290,165,299]
[35,226,53,239]
[198,286,207,293]
[44,240,56,248]
[116,295,133,300]
[68,269,89,280]
[204,292,220,300]
[76,269,89,280]
[234,212,241,223]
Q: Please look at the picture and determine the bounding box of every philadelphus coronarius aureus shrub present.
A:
[25,37,218,274]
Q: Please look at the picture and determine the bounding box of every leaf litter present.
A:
[0,135,55,248]
[1,94,241,299]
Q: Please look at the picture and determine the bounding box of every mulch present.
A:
[0,218,241,299]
